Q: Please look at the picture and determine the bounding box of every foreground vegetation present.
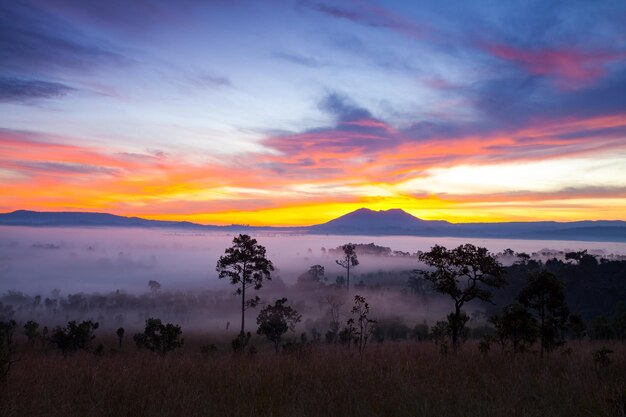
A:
[1,338,624,417]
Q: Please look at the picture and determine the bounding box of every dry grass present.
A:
[1,339,625,417]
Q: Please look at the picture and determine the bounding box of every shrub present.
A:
[134,318,183,355]
[49,320,99,356]
[593,347,614,367]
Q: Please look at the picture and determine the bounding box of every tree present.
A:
[414,244,506,350]
[349,295,375,357]
[296,265,326,287]
[590,315,614,340]
[49,320,99,356]
[0,320,16,349]
[216,234,274,337]
[567,313,587,341]
[565,250,587,264]
[518,270,569,358]
[612,301,626,341]
[0,325,14,381]
[324,295,344,344]
[336,244,359,292]
[256,298,302,353]
[24,320,40,347]
[133,318,183,355]
[116,327,125,348]
[489,303,538,355]
[148,280,161,293]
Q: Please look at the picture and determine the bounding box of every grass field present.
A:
[1,338,624,417]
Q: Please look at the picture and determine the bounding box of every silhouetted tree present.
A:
[567,313,587,341]
[116,327,125,348]
[350,295,375,357]
[565,250,587,264]
[518,270,569,357]
[612,301,626,341]
[411,322,430,341]
[0,324,14,381]
[336,244,359,292]
[296,265,326,287]
[49,320,99,356]
[591,315,615,340]
[0,320,16,349]
[148,280,161,293]
[324,295,344,343]
[23,320,40,347]
[134,318,183,355]
[217,234,274,337]
[414,244,506,349]
[489,303,538,355]
[256,298,302,353]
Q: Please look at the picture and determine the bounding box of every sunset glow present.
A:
[1,1,625,225]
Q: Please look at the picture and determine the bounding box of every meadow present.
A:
[1,337,624,417]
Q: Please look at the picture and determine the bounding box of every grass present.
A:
[1,338,625,417]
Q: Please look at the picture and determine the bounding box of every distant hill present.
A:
[310,208,451,235]
[311,208,626,241]
[0,210,272,231]
[1,209,625,242]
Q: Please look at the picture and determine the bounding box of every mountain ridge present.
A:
[1,208,625,242]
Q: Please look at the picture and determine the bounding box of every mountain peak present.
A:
[311,207,448,234]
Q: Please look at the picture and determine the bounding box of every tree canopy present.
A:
[414,244,506,349]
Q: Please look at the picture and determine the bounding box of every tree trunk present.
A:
[540,296,546,359]
[347,264,350,293]
[240,279,246,337]
[452,304,461,350]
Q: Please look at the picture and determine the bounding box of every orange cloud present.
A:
[1,110,626,225]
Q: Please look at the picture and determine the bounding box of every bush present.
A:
[134,318,183,355]
[372,317,410,343]
[411,323,430,341]
[200,344,217,357]
[593,347,614,367]
[49,320,99,356]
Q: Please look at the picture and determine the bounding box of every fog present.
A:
[1,226,625,331]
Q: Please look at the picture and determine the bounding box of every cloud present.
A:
[14,161,119,176]
[0,77,75,103]
[486,43,625,89]
[0,2,131,76]
[300,0,429,39]
[272,51,326,68]
[318,92,372,121]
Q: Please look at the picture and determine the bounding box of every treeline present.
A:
[1,238,625,374]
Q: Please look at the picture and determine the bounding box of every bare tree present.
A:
[350,295,375,357]
[336,244,359,292]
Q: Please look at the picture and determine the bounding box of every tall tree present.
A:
[336,244,359,292]
[217,234,274,337]
[414,244,506,349]
[518,270,569,358]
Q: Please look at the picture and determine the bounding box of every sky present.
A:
[1,0,626,226]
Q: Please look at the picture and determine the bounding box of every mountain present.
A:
[311,208,626,242]
[1,209,625,242]
[310,208,450,235]
[0,210,277,231]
